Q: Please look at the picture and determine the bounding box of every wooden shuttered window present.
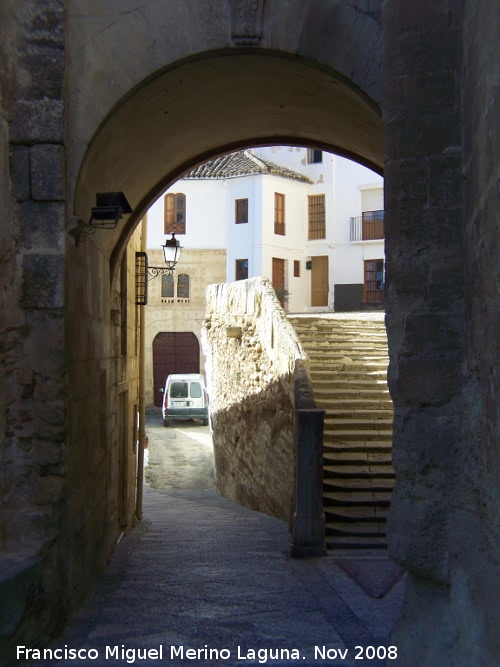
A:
[235,198,248,224]
[308,194,326,239]
[274,193,285,235]
[164,193,186,234]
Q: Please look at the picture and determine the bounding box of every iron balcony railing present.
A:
[350,210,384,241]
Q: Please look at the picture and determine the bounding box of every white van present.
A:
[161,373,209,427]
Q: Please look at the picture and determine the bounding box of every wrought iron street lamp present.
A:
[147,233,182,278]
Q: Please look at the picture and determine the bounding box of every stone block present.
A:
[26,0,64,47]
[30,144,64,200]
[32,440,64,466]
[10,100,63,144]
[21,254,63,309]
[34,476,65,505]
[9,147,31,202]
[387,491,449,584]
[16,200,64,251]
[428,155,462,209]
[392,356,461,408]
[17,46,64,100]
[0,556,42,639]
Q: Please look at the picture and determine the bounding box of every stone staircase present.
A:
[289,316,395,550]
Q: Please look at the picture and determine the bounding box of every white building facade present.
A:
[144,147,383,405]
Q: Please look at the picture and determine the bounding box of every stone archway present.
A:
[64,44,386,636]
[2,1,498,663]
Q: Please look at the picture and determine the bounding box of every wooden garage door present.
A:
[153,332,200,406]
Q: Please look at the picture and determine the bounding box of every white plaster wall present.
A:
[147,179,227,250]
[361,184,384,212]
[226,176,259,279]
[145,146,384,313]
[259,175,310,312]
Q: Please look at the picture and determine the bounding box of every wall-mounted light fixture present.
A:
[75,192,133,244]
[146,233,182,278]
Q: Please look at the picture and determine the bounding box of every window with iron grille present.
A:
[307,148,323,164]
[164,193,186,234]
[235,259,248,281]
[274,193,285,235]
[177,273,190,299]
[364,259,384,303]
[308,194,326,239]
[235,198,248,224]
[161,273,174,298]
[294,260,300,277]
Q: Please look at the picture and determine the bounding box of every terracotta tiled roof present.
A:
[184,150,313,183]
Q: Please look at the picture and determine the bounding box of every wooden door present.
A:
[152,332,200,406]
[311,255,329,307]
[272,257,286,306]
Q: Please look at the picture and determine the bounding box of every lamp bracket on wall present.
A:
[74,192,133,245]
[146,265,177,280]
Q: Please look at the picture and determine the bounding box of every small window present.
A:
[307,148,323,164]
[235,198,248,224]
[161,273,174,298]
[308,194,326,240]
[294,260,300,277]
[164,193,186,234]
[190,382,202,399]
[235,259,248,281]
[274,193,285,235]
[177,273,190,299]
[364,259,384,303]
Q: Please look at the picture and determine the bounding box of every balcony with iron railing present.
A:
[350,210,384,242]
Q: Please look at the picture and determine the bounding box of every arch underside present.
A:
[74,51,382,269]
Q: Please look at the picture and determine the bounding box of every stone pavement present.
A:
[21,482,406,667]
[20,411,406,667]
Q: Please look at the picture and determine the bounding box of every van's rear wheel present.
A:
[202,418,209,426]
[163,418,170,427]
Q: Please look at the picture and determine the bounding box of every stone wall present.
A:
[145,248,226,406]
[383,1,499,663]
[202,277,307,525]
[0,1,68,658]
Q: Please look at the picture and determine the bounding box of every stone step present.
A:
[314,387,391,400]
[324,417,394,430]
[290,314,393,550]
[310,370,388,380]
[327,505,389,520]
[323,489,392,505]
[323,466,395,481]
[316,398,393,410]
[325,520,387,537]
[323,441,392,455]
[325,535,388,550]
[324,477,394,492]
[323,450,393,465]
[321,407,394,420]
[323,428,393,442]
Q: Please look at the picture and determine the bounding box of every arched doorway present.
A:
[152,332,200,407]
[64,38,387,649]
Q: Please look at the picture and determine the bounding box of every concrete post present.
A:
[292,408,326,557]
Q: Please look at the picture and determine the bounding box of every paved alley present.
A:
[21,414,406,667]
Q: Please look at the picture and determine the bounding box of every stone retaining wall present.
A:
[202,278,307,525]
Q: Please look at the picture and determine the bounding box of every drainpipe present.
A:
[135,214,147,521]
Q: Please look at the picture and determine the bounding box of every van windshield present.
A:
[190,382,202,398]
[170,382,188,398]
